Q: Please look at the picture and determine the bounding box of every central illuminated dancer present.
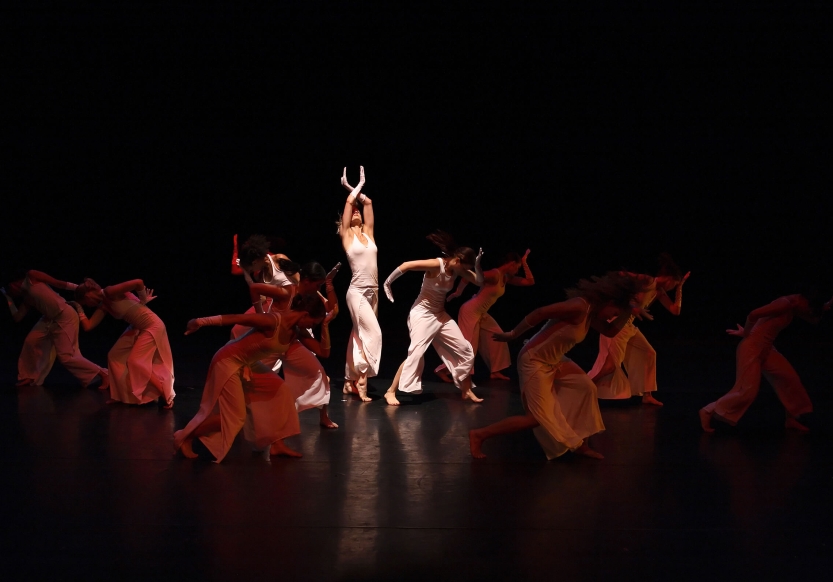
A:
[436,249,535,382]
[338,166,381,402]
[382,231,484,406]
[469,272,650,460]
[73,278,175,408]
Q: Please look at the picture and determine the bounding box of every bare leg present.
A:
[270,439,303,458]
[385,362,405,406]
[319,405,339,429]
[699,407,714,433]
[589,353,616,385]
[178,437,199,459]
[642,392,663,406]
[355,373,372,402]
[574,440,604,459]
[460,376,483,403]
[469,413,539,458]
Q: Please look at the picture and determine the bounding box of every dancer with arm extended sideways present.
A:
[699,286,831,433]
[382,231,485,406]
[587,253,690,406]
[72,278,175,408]
[338,166,382,402]
[3,270,108,389]
[436,249,534,382]
[469,272,651,460]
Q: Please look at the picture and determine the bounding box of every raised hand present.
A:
[326,262,341,283]
[680,271,691,286]
[358,165,365,187]
[726,324,744,337]
[522,249,531,261]
[476,247,484,264]
[142,288,156,304]
[341,167,353,191]
[184,319,201,335]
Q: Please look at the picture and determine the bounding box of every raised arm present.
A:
[104,279,148,303]
[383,259,442,302]
[322,263,340,315]
[185,313,278,335]
[493,298,588,342]
[231,234,245,275]
[341,167,366,237]
[459,248,485,286]
[27,270,79,292]
[298,310,335,358]
[656,271,690,315]
[508,250,535,286]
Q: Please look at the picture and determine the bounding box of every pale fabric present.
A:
[281,341,331,411]
[399,260,474,394]
[518,298,604,459]
[242,361,301,451]
[703,297,812,424]
[106,295,175,405]
[174,313,299,463]
[230,254,295,340]
[17,276,102,387]
[344,233,382,380]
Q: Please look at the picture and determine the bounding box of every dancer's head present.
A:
[298,262,327,294]
[655,253,685,291]
[336,204,364,235]
[796,282,828,320]
[75,278,104,307]
[290,291,327,327]
[239,235,271,272]
[566,271,648,320]
[498,252,523,276]
[426,230,476,273]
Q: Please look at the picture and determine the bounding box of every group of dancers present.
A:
[4,167,831,463]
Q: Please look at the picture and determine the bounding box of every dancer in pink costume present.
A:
[72,278,175,408]
[174,293,327,462]
[382,231,485,406]
[699,287,832,433]
[587,254,690,406]
[3,270,108,389]
[436,249,535,382]
[469,273,651,460]
[338,166,381,402]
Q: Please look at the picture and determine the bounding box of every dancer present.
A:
[382,231,484,406]
[174,292,327,462]
[338,166,381,401]
[699,287,832,433]
[72,278,175,408]
[587,254,690,406]
[436,249,534,382]
[3,270,108,388]
[468,272,650,460]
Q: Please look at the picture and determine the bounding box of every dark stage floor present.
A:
[2,340,832,581]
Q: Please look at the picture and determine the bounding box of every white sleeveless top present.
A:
[521,298,591,364]
[346,232,378,288]
[412,258,455,314]
[21,275,65,320]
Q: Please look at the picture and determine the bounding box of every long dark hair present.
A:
[290,292,326,319]
[565,271,649,310]
[239,235,270,268]
[656,252,683,280]
[299,262,327,282]
[426,230,476,266]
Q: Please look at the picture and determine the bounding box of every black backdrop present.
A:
[3,4,831,376]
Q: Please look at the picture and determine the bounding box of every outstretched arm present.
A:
[383,259,442,302]
[493,298,588,342]
[185,313,278,335]
[508,249,535,286]
[27,270,79,292]
[104,279,148,303]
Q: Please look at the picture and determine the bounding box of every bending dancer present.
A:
[338,166,381,401]
[699,288,831,433]
[3,270,108,388]
[72,278,175,408]
[174,293,327,462]
[382,231,485,406]
[469,273,651,460]
[587,254,690,406]
[436,249,535,382]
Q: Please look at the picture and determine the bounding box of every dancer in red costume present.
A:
[469,273,650,460]
[72,278,175,408]
[699,287,832,433]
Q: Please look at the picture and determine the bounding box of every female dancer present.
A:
[72,278,175,408]
[174,292,326,462]
[382,231,484,406]
[338,166,381,402]
[587,254,690,406]
[468,272,650,460]
[3,270,108,388]
[699,288,831,433]
[436,249,535,382]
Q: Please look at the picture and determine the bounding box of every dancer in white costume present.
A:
[3,270,108,388]
[174,293,326,462]
[436,249,535,382]
[72,278,175,408]
[699,288,832,433]
[587,254,690,406]
[382,231,485,406]
[469,272,651,460]
[338,166,381,401]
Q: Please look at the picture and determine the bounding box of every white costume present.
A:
[702,296,813,425]
[174,313,299,462]
[399,259,475,394]
[588,281,658,399]
[344,233,382,382]
[17,275,104,387]
[518,298,605,460]
[106,294,175,405]
[230,255,294,342]
[435,274,510,376]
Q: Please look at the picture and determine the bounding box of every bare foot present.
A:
[384,391,400,406]
[106,398,118,405]
[785,417,810,432]
[642,393,663,406]
[699,408,715,433]
[469,429,486,458]
[163,397,174,410]
[15,378,34,387]
[575,442,604,459]
[462,389,484,403]
[435,368,453,383]
[97,369,110,391]
[343,380,357,394]
[356,377,372,402]
[270,440,302,458]
[178,437,198,459]
[490,372,510,381]
[319,408,339,429]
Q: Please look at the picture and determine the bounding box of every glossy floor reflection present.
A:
[2,347,833,581]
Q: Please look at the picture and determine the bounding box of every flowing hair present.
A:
[426,230,476,266]
[239,235,271,268]
[565,271,649,310]
[74,278,102,302]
